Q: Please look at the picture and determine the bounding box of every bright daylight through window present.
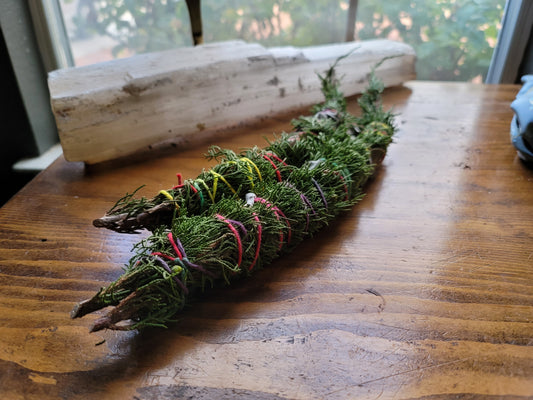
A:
[58,0,506,82]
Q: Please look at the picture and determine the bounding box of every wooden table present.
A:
[1,82,532,399]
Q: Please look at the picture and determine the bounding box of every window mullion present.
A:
[28,0,74,72]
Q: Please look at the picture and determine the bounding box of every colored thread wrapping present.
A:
[152,255,188,294]
[249,213,262,272]
[285,182,316,232]
[254,197,292,250]
[311,178,328,210]
[167,232,183,259]
[262,155,283,182]
[210,170,237,199]
[159,190,180,210]
[238,157,263,189]
[196,178,215,203]
[328,170,350,201]
[172,173,184,189]
[228,160,254,189]
[215,214,243,268]
[173,234,216,278]
[265,153,288,166]
[75,61,396,332]
[191,182,205,208]
[240,157,263,181]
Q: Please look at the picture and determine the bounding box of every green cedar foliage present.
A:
[73,60,396,331]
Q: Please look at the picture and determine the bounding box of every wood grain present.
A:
[48,39,415,164]
[1,82,532,399]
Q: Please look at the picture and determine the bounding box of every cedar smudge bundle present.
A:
[72,57,396,332]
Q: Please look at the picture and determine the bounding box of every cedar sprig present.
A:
[72,145,386,331]
[73,56,397,331]
[72,166,359,331]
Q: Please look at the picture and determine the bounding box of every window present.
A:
[58,0,506,82]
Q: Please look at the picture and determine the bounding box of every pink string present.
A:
[216,214,243,268]
[150,251,175,261]
[254,197,291,251]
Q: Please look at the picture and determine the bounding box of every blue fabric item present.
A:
[510,75,533,163]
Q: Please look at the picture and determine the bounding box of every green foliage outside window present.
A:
[64,0,506,81]
[355,1,505,81]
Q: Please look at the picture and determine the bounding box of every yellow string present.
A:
[159,190,180,210]
[240,157,262,182]
[227,157,262,189]
[210,170,236,196]
[196,179,215,203]
[228,160,251,189]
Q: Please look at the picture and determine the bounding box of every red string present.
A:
[167,232,183,260]
[151,232,184,261]
[275,207,291,246]
[172,173,184,189]
[216,214,243,268]
[262,155,282,182]
[266,152,288,166]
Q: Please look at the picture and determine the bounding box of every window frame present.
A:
[0,0,64,158]
[3,0,530,167]
[486,0,533,83]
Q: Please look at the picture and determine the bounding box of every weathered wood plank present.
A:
[48,39,415,164]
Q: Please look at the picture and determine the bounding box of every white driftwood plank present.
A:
[48,39,415,164]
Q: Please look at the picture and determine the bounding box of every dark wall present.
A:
[518,24,533,80]
[0,28,39,206]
